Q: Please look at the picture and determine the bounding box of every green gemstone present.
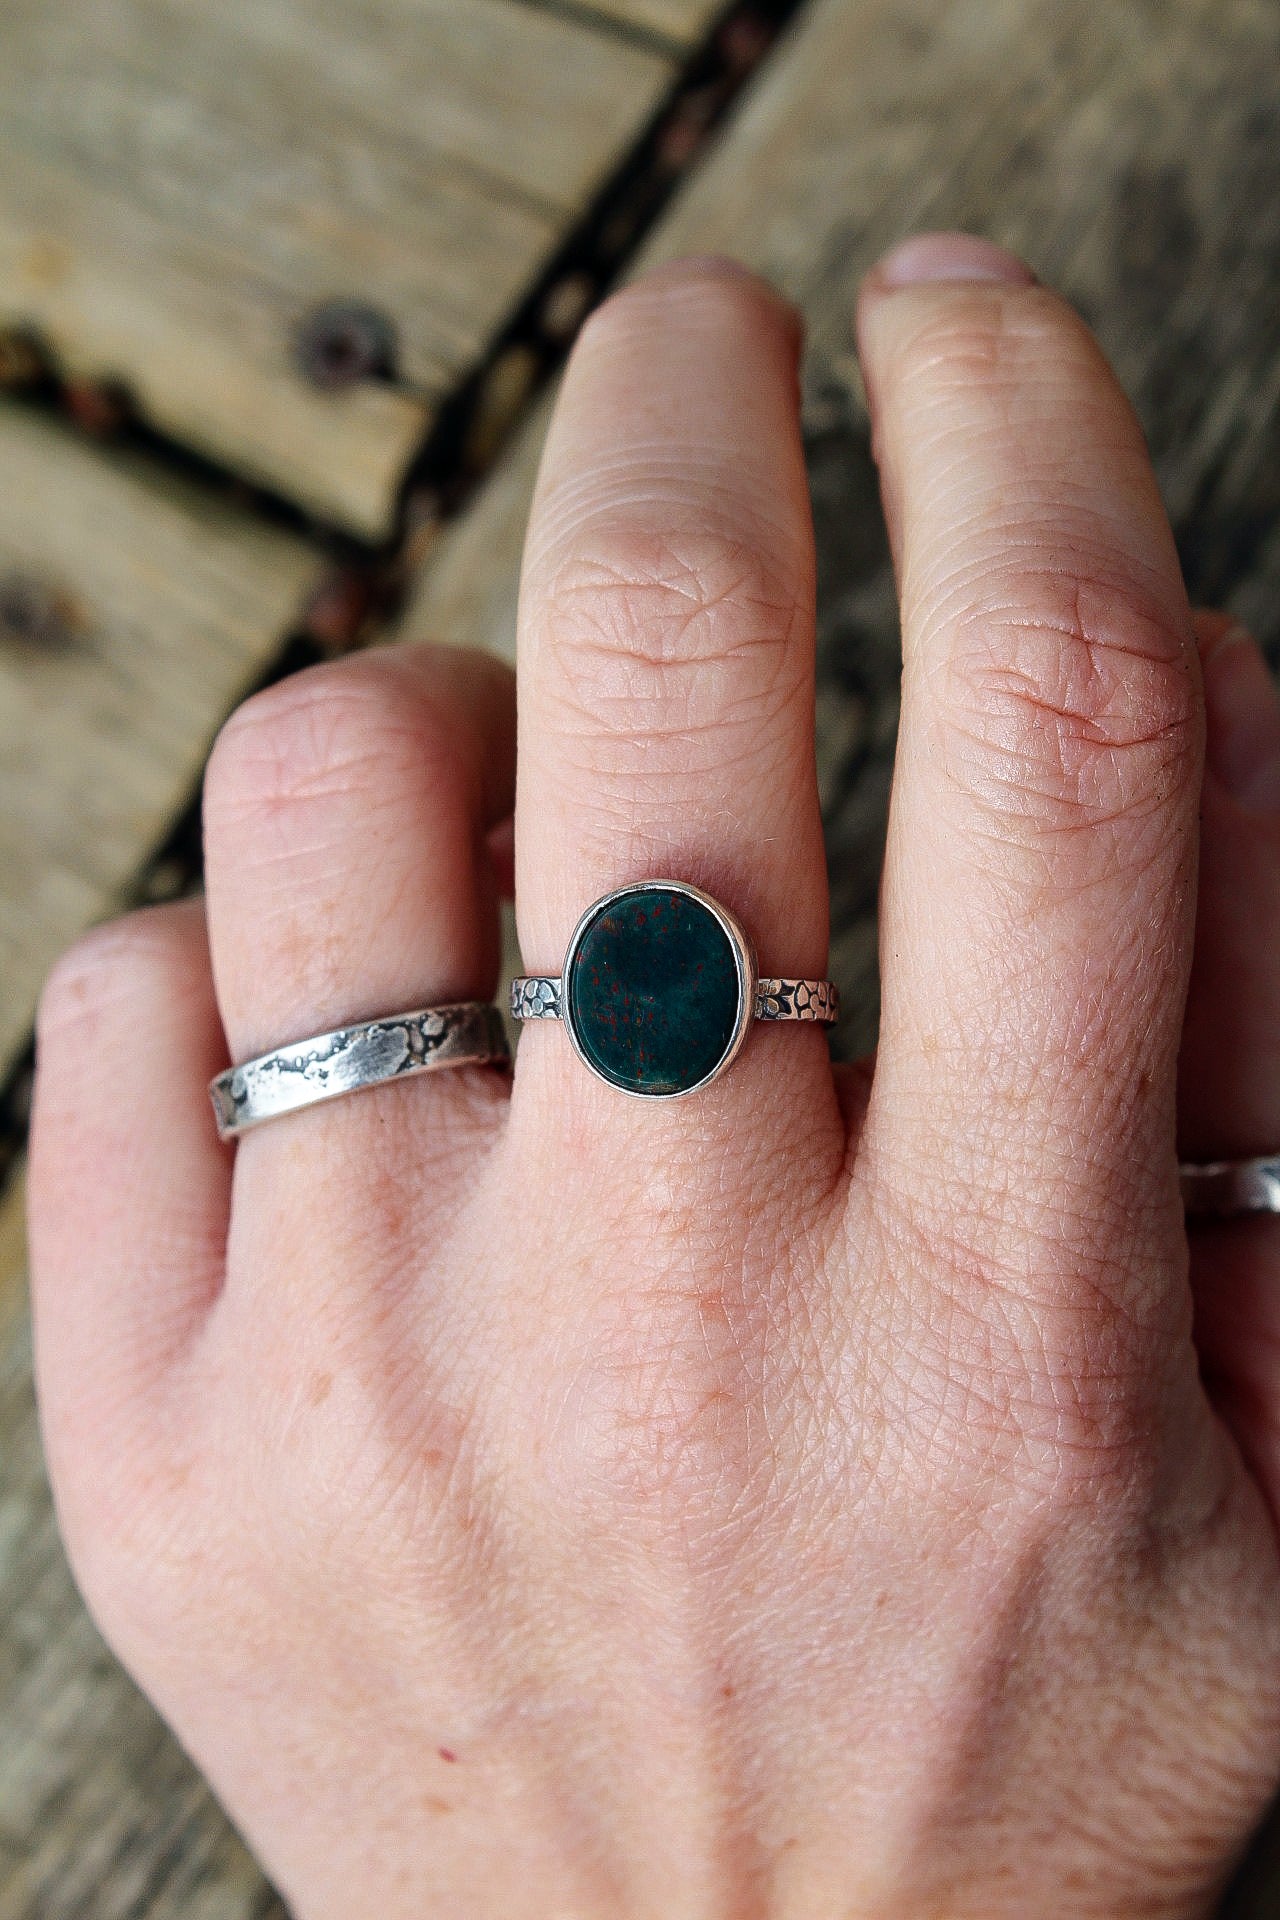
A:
[565,886,744,1096]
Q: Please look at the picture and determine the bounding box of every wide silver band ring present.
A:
[210,1002,510,1139]
[1180,1156,1280,1217]
[511,879,837,1100]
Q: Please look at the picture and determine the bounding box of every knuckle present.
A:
[887,281,1103,408]
[914,1292,1158,1523]
[38,910,184,1043]
[533,518,808,747]
[204,660,463,836]
[868,1189,1174,1516]
[937,567,1197,845]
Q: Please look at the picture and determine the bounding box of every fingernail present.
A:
[1202,624,1280,811]
[871,232,1037,291]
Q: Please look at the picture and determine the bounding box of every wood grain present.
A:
[563,0,730,47]
[0,0,677,536]
[0,400,319,1086]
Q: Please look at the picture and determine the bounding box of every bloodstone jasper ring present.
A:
[510,880,839,1098]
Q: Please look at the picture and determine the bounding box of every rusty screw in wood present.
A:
[294,301,399,390]
[0,572,80,650]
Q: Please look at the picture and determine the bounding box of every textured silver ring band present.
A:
[210,1001,510,1140]
[1180,1156,1280,1217]
[510,975,839,1024]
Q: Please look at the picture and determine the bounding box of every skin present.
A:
[26,235,1280,1917]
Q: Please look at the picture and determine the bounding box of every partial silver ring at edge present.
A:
[1180,1155,1280,1217]
[210,1001,510,1140]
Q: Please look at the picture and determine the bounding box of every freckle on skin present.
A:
[308,1372,333,1406]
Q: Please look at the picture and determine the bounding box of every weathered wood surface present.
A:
[583,0,730,46]
[5,0,1280,1912]
[0,0,684,537]
[0,401,319,1087]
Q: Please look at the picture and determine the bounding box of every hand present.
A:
[28,235,1280,1919]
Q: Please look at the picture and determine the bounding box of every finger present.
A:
[1180,612,1280,1159]
[29,901,230,1456]
[1179,613,1280,1510]
[487,814,515,901]
[855,236,1201,1276]
[513,257,837,1130]
[203,642,514,1091]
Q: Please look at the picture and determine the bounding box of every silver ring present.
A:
[1181,1156,1280,1217]
[210,1001,510,1139]
[511,879,838,1099]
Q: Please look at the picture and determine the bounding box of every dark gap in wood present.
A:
[0,1051,30,1198]
[388,0,807,578]
[0,361,362,555]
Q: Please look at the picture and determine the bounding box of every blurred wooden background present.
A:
[2,0,1279,1912]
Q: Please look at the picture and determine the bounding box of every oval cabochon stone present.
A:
[565,886,744,1096]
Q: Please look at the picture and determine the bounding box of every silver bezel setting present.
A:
[560,879,756,1100]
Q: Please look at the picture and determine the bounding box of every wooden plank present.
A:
[0,401,320,1085]
[571,0,730,47]
[0,173,434,544]
[0,0,677,537]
